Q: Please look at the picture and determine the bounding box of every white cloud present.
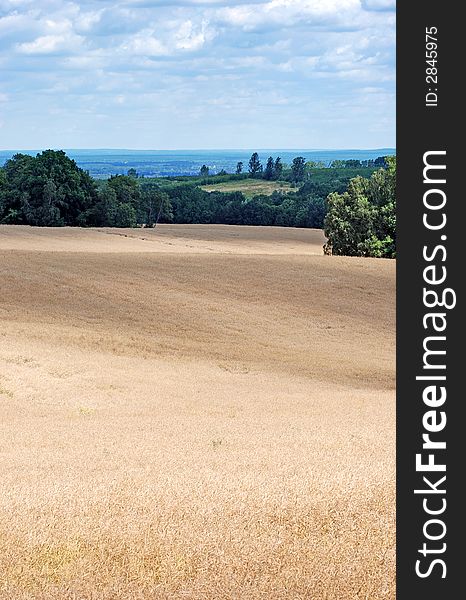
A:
[16,33,83,54]
[217,0,362,30]
[120,29,167,56]
[0,0,395,149]
[174,19,213,51]
[0,13,33,34]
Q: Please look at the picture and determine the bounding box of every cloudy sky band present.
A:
[0,0,396,149]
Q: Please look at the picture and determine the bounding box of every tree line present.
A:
[198,152,388,182]
[0,150,395,257]
[0,150,375,228]
[0,151,172,227]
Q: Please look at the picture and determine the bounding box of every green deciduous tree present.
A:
[114,203,137,228]
[323,157,396,258]
[0,167,10,222]
[138,186,173,226]
[0,150,98,226]
[108,175,140,208]
[92,186,119,226]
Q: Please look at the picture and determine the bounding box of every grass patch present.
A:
[200,179,294,197]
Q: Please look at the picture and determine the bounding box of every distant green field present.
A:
[200,179,294,197]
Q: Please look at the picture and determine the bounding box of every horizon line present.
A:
[0,146,396,153]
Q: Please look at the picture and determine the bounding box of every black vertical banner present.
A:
[397,3,462,599]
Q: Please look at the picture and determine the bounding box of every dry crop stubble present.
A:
[0,225,395,599]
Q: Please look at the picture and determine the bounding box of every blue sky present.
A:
[0,0,395,150]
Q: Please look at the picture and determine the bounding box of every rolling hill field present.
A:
[0,224,395,599]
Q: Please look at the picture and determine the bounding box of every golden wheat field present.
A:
[0,224,395,600]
